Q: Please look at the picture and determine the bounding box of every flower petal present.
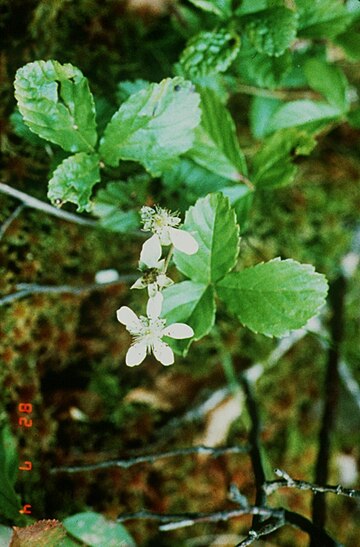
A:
[153,340,174,366]
[163,323,194,339]
[139,234,162,268]
[125,342,147,367]
[147,292,163,319]
[157,273,173,289]
[131,277,147,290]
[116,306,141,331]
[169,227,199,255]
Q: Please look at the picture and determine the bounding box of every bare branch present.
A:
[0,204,25,241]
[236,517,285,547]
[50,444,250,474]
[0,182,98,227]
[265,468,360,499]
[116,506,341,544]
[0,277,137,307]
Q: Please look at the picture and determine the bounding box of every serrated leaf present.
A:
[236,46,292,89]
[162,281,215,354]
[187,0,232,19]
[216,258,328,337]
[48,152,100,211]
[63,512,136,547]
[250,96,283,139]
[252,128,316,189]
[235,0,268,15]
[174,193,240,284]
[99,77,201,176]
[267,100,342,133]
[221,185,254,229]
[187,88,247,180]
[92,178,149,233]
[14,60,97,153]
[243,8,298,57]
[0,525,12,546]
[296,0,351,38]
[180,29,240,77]
[10,110,46,146]
[304,59,349,112]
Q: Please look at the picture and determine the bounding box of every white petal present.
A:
[146,292,163,318]
[131,277,147,290]
[163,323,194,339]
[147,282,158,298]
[153,340,174,366]
[169,227,199,255]
[157,274,173,289]
[116,306,141,330]
[140,235,162,267]
[125,343,147,366]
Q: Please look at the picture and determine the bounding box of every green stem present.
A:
[163,245,174,273]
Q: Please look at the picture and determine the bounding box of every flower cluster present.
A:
[117,205,199,367]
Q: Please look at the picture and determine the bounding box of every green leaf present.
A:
[250,96,283,139]
[0,425,22,521]
[267,100,342,133]
[187,0,232,19]
[48,153,100,211]
[99,77,201,176]
[179,29,240,77]
[187,88,247,180]
[14,60,97,153]
[235,0,268,15]
[221,185,254,229]
[0,525,12,546]
[174,193,240,284]
[162,281,215,354]
[10,109,46,146]
[252,128,317,189]
[63,512,136,547]
[92,178,150,233]
[347,108,360,129]
[296,0,351,38]
[242,7,298,57]
[236,47,292,89]
[304,59,349,112]
[216,258,328,337]
[116,79,150,103]
[335,20,360,60]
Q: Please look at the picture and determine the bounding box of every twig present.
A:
[50,445,250,474]
[311,276,346,538]
[236,517,285,546]
[0,203,25,241]
[116,507,341,543]
[265,468,360,499]
[0,182,98,227]
[339,360,360,413]
[117,507,284,528]
[0,277,137,307]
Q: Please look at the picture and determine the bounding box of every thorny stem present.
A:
[0,203,25,241]
[311,276,346,542]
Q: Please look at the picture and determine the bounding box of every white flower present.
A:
[140,206,198,255]
[116,303,194,367]
[132,235,173,297]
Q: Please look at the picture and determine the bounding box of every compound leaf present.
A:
[63,512,136,547]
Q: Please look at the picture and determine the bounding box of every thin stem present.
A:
[235,84,321,101]
[239,374,267,528]
[50,444,250,474]
[0,182,98,227]
[0,277,137,307]
[0,204,25,241]
[163,245,174,273]
[311,276,346,539]
[265,468,360,499]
